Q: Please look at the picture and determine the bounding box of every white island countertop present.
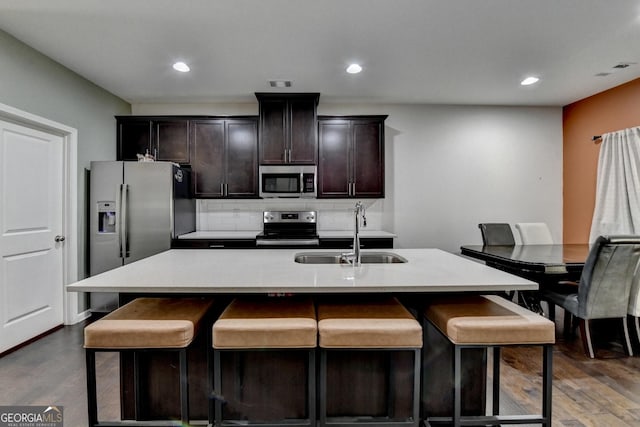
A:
[66,248,536,294]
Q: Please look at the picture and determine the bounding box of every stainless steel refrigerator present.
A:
[89,161,195,311]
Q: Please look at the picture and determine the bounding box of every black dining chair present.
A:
[541,235,640,358]
[478,223,515,246]
[477,223,541,311]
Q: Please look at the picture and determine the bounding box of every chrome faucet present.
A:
[341,201,367,265]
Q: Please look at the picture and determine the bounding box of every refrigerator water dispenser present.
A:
[97,202,116,233]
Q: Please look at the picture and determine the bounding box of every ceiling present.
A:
[1,0,640,106]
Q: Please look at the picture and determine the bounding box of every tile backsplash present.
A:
[197,199,385,231]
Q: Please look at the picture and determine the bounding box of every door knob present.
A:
[55,235,66,242]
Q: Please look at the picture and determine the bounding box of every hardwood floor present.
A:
[1,320,640,426]
[0,321,120,426]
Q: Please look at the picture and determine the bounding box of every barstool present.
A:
[84,297,215,426]
[317,297,422,427]
[423,294,555,427]
[210,297,317,427]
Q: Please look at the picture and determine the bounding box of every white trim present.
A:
[0,102,81,325]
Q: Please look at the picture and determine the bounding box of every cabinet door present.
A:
[226,119,258,197]
[318,120,351,198]
[352,119,384,197]
[192,120,225,197]
[259,98,287,164]
[154,120,189,163]
[118,119,151,161]
[289,97,317,164]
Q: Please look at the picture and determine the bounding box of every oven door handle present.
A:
[256,238,320,247]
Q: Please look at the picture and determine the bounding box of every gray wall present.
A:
[0,30,130,309]
[135,102,562,253]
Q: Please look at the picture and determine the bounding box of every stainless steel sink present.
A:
[294,251,408,264]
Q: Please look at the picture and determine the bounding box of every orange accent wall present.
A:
[563,77,640,243]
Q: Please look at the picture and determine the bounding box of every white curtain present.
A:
[589,126,640,242]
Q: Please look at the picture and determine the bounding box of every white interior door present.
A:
[0,119,64,353]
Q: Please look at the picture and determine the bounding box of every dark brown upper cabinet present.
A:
[117,117,189,164]
[256,93,320,165]
[318,115,387,198]
[191,118,258,198]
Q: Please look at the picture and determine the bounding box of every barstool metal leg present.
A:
[412,349,421,425]
[453,346,461,427]
[387,352,396,419]
[542,344,553,427]
[319,349,327,427]
[207,337,214,425]
[214,349,223,427]
[133,351,142,420]
[86,349,98,427]
[179,348,189,425]
[308,349,316,427]
[492,347,501,416]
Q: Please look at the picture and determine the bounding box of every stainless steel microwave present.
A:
[259,165,317,198]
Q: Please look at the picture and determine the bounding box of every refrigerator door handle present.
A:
[116,184,124,258]
[122,183,130,258]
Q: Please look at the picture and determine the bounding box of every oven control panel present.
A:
[263,211,316,223]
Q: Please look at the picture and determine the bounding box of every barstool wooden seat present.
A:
[317,297,422,427]
[210,297,317,427]
[424,294,555,427]
[84,297,214,426]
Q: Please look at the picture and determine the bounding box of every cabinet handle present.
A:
[352,182,356,195]
[225,183,228,196]
[221,183,224,196]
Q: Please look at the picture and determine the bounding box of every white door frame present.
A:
[0,102,83,325]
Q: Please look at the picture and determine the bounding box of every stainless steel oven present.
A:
[259,165,316,198]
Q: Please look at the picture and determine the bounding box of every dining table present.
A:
[460,243,591,286]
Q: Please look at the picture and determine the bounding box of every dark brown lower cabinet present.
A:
[191,118,258,198]
[118,294,487,423]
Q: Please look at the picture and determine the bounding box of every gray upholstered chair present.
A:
[515,222,554,244]
[541,235,640,358]
[626,261,640,345]
[478,223,515,246]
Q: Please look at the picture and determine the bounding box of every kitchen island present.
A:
[66,248,537,423]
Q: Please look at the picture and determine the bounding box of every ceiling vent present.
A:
[269,80,292,88]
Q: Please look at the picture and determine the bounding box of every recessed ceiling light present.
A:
[520,76,539,86]
[172,62,190,73]
[346,63,363,74]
